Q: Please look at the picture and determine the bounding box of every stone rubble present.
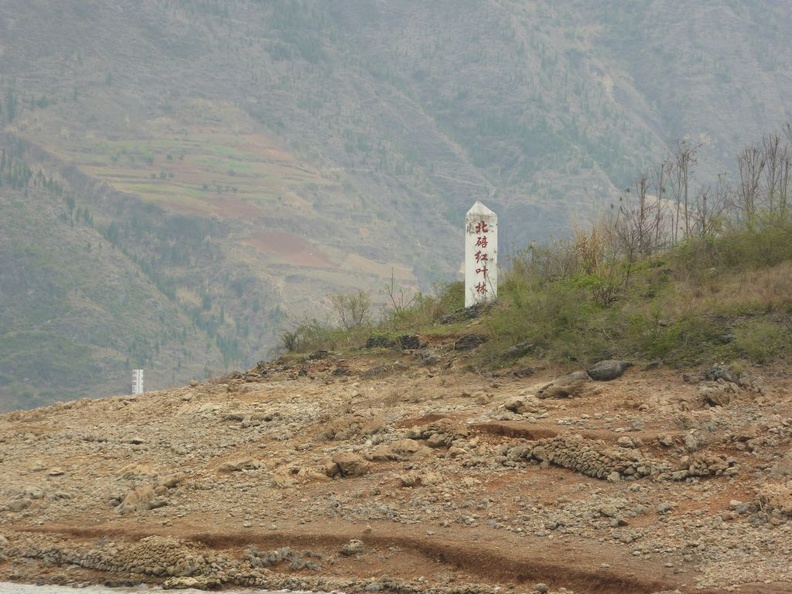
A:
[0,351,791,594]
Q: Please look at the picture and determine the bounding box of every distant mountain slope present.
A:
[1,0,791,408]
[0,141,225,410]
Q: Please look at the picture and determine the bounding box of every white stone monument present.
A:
[132,369,144,395]
[465,201,498,307]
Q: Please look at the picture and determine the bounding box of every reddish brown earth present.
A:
[243,230,336,268]
[1,336,791,594]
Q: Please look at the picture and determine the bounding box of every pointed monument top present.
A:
[466,200,495,216]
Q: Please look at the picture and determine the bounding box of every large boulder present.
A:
[770,449,792,479]
[163,577,222,590]
[503,395,542,414]
[453,334,488,351]
[407,418,469,447]
[116,485,168,515]
[536,371,592,399]
[366,439,433,461]
[1,498,31,513]
[218,458,265,473]
[698,380,737,407]
[326,453,369,478]
[586,360,632,381]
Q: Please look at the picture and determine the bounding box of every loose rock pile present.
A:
[501,434,663,480]
[1,353,791,594]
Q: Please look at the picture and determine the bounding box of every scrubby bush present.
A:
[382,281,464,330]
[278,127,792,367]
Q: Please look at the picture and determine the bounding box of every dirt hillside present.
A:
[1,335,791,594]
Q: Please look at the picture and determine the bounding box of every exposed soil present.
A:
[243,230,336,268]
[1,338,791,594]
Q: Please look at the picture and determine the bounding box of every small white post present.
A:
[465,201,498,307]
[132,369,144,395]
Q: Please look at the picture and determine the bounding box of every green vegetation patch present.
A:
[732,318,791,364]
[0,331,93,388]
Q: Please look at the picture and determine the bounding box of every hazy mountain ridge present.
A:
[0,139,225,409]
[1,0,791,408]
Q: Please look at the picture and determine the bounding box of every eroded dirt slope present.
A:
[1,339,791,594]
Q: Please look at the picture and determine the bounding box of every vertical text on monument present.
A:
[465,201,498,307]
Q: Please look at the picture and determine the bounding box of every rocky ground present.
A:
[1,334,791,594]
